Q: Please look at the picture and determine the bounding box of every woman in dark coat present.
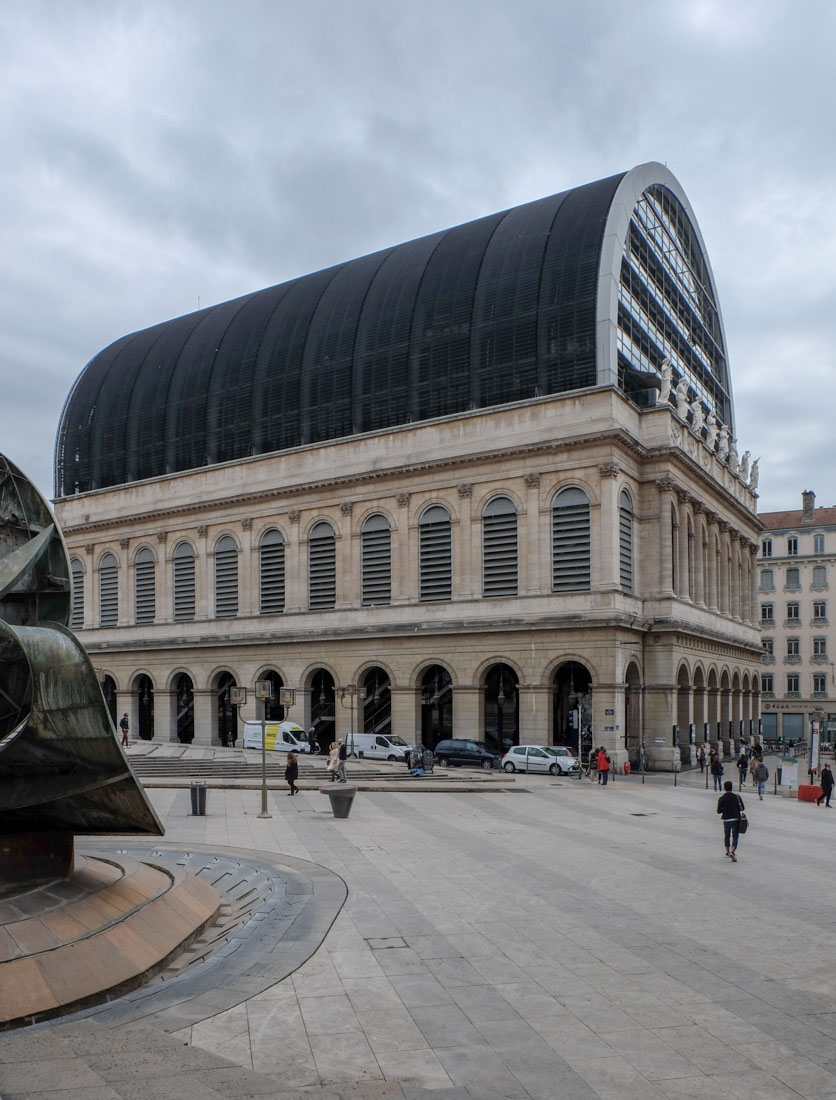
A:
[818,763,834,807]
[285,751,299,796]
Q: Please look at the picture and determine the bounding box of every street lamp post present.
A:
[338,684,357,757]
[254,679,273,818]
[811,705,825,783]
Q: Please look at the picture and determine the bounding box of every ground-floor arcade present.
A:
[91,622,761,768]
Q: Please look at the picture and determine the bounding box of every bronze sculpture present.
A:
[0,453,161,891]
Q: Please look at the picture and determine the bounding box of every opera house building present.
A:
[53,162,763,769]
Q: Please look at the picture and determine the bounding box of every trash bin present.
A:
[320,783,357,819]
[190,780,206,816]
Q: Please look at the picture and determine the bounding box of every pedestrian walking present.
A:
[337,739,348,783]
[818,763,834,807]
[717,780,744,862]
[285,751,299,796]
[119,713,129,747]
[710,753,724,792]
[698,745,706,773]
[308,724,319,755]
[327,741,339,781]
[588,748,598,782]
[597,748,611,786]
[753,759,769,800]
[736,752,748,791]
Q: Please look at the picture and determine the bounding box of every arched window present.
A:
[619,490,633,593]
[214,535,238,618]
[70,558,84,629]
[134,548,156,624]
[361,514,391,606]
[309,521,336,609]
[173,541,196,621]
[259,529,285,614]
[551,487,590,592]
[419,505,452,602]
[99,552,118,626]
[482,496,518,597]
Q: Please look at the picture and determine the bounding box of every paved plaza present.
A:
[2,760,836,1100]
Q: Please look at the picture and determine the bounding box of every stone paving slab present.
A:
[2,774,836,1098]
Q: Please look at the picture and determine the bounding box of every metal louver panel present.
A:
[309,525,336,609]
[362,526,391,606]
[260,537,285,614]
[619,502,633,593]
[214,538,239,618]
[70,560,84,629]
[99,554,118,626]
[134,551,156,623]
[482,508,518,597]
[419,512,452,602]
[173,546,195,621]
[552,496,590,592]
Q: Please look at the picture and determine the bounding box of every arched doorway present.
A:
[101,675,117,727]
[173,673,194,743]
[693,668,706,743]
[677,665,691,762]
[420,665,453,749]
[483,663,519,753]
[552,662,592,756]
[707,669,719,740]
[720,670,731,747]
[309,669,335,753]
[134,674,154,740]
[362,667,391,735]
[624,662,641,758]
[259,670,285,722]
[214,672,237,746]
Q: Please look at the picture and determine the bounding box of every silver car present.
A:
[501,744,580,775]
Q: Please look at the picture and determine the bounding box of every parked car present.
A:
[501,744,580,775]
[350,733,416,761]
[433,739,498,769]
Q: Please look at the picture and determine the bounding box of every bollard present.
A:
[320,783,357,819]
[190,780,206,816]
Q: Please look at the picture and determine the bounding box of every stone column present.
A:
[285,510,303,612]
[154,690,174,742]
[597,462,621,591]
[338,502,357,609]
[392,494,410,604]
[749,544,758,624]
[677,494,690,601]
[390,684,418,744]
[456,483,474,600]
[195,525,211,619]
[706,516,719,611]
[453,685,481,740]
[85,544,96,628]
[657,476,676,597]
[155,532,170,623]
[193,688,215,746]
[118,538,131,626]
[522,472,542,595]
[238,518,255,617]
[519,684,549,746]
[695,511,706,607]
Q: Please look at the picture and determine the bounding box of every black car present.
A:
[433,739,498,770]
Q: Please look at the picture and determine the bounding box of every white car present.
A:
[501,744,580,775]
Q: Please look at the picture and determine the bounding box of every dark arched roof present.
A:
[55,163,732,496]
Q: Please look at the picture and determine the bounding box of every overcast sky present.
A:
[1,0,833,513]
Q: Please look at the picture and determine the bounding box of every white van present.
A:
[349,733,416,761]
[243,720,310,753]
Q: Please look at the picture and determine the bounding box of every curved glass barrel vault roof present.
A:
[55,162,733,496]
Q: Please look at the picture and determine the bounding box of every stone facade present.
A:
[758,492,836,745]
[56,385,763,769]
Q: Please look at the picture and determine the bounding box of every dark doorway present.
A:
[136,674,154,740]
[362,667,391,735]
[261,670,285,722]
[420,665,453,749]
[174,673,194,743]
[215,672,237,746]
[310,669,335,753]
[552,662,592,757]
[483,663,519,754]
[102,675,117,727]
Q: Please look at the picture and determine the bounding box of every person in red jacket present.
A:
[597,748,611,786]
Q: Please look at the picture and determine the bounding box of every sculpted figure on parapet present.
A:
[658,357,673,404]
[717,424,730,463]
[704,410,718,450]
[738,450,750,482]
[689,397,705,435]
[674,376,690,418]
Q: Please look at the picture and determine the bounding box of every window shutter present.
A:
[361,515,391,606]
[419,506,452,602]
[70,559,84,629]
[173,542,196,621]
[215,536,239,618]
[482,497,518,597]
[99,553,118,626]
[619,491,633,592]
[309,522,336,609]
[552,489,591,591]
[260,530,286,614]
